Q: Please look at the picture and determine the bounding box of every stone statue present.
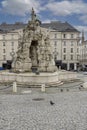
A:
[31,8,36,21]
[13,8,57,72]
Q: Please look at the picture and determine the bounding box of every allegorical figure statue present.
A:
[13,8,57,72]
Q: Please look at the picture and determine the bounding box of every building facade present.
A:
[41,21,80,70]
[0,21,80,70]
[79,31,87,68]
[0,31,18,67]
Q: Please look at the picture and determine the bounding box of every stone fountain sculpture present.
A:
[0,9,76,85]
[0,8,77,86]
[14,8,57,73]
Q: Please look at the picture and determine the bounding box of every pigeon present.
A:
[50,100,55,105]
[80,85,83,88]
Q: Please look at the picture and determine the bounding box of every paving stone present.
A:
[0,91,87,129]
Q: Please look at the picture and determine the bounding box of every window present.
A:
[54,41,57,46]
[71,48,73,53]
[63,48,66,53]
[77,55,79,60]
[71,55,73,60]
[3,42,5,46]
[71,34,74,38]
[3,49,5,53]
[3,55,6,60]
[71,41,73,46]
[54,48,56,52]
[63,55,66,60]
[63,34,66,38]
[77,42,79,46]
[12,42,14,46]
[54,34,57,38]
[63,41,66,46]
[3,35,5,39]
[77,48,79,53]
[11,34,14,39]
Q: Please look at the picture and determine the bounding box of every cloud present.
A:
[45,0,87,16]
[45,0,87,17]
[2,0,87,18]
[42,19,51,23]
[1,0,41,16]
[42,18,58,23]
[1,0,87,25]
[44,0,87,24]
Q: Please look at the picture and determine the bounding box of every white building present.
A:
[41,21,80,70]
[0,21,80,70]
[79,31,87,68]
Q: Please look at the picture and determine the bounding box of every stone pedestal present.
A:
[41,84,46,92]
[13,82,17,92]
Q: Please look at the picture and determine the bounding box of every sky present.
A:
[0,0,87,39]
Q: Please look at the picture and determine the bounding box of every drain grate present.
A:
[32,98,44,101]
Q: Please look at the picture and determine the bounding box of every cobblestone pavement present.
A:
[0,91,87,130]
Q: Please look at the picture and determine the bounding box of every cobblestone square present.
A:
[0,89,87,130]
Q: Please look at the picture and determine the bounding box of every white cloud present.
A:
[42,19,51,23]
[1,0,41,16]
[1,0,87,25]
[42,18,58,23]
[45,0,87,16]
[2,0,87,18]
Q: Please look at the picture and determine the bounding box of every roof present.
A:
[0,21,79,33]
[41,21,79,32]
[0,22,26,33]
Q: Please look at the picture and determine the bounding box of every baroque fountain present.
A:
[0,8,77,86]
[14,8,57,73]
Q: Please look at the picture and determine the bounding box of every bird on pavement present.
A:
[50,100,55,105]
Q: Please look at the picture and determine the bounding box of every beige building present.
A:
[41,21,80,70]
[79,31,87,68]
[0,31,18,67]
[0,21,80,70]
